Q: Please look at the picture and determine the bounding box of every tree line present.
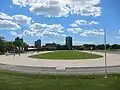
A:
[1,36,120,54]
[72,44,120,50]
[56,44,120,50]
[0,36,28,55]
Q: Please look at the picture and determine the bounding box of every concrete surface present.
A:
[0,51,120,74]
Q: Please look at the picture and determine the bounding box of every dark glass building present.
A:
[35,39,41,49]
[66,36,73,49]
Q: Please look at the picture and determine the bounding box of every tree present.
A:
[13,37,23,47]
[22,42,29,51]
[111,44,120,49]
[13,37,23,55]
[4,41,15,52]
[82,44,96,50]
[83,44,90,50]
[96,44,105,50]
[106,44,111,50]
[0,36,5,54]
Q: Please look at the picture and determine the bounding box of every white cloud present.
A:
[0,19,21,30]
[70,23,78,27]
[0,12,32,26]
[12,0,101,17]
[23,30,37,36]
[12,15,32,25]
[24,23,64,37]
[80,29,104,36]
[42,31,60,36]
[61,34,67,37]
[67,27,83,34]
[32,20,35,23]
[75,20,87,25]
[23,29,60,37]
[89,21,99,25]
[67,28,77,34]
[29,23,64,33]
[0,12,33,30]
[74,28,83,32]
[11,31,22,37]
[75,20,99,25]
[29,2,70,17]
[0,13,13,20]
[69,20,99,29]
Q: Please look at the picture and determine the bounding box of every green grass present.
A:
[29,50,103,60]
[0,70,120,90]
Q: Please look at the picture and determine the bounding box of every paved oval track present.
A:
[0,51,120,75]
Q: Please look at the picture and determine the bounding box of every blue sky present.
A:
[0,0,120,45]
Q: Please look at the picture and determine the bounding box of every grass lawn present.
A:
[29,50,103,60]
[0,70,120,90]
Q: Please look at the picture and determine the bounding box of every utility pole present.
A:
[104,29,107,78]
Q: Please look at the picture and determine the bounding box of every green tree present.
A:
[4,41,15,52]
[13,37,23,55]
[0,36,5,54]
[111,44,120,49]
[22,42,29,51]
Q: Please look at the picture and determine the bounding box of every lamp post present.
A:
[104,29,107,78]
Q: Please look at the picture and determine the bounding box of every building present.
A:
[45,43,57,47]
[42,43,57,50]
[66,36,73,50]
[35,39,41,49]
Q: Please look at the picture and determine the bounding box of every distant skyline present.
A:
[0,0,120,45]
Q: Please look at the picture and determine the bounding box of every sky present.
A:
[0,0,120,45]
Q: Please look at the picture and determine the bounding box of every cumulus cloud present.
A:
[23,30,37,36]
[69,23,78,27]
[23,29,60,37]
[0,12,33,31]
[29,23,64,32]
[67,27,83,34]
[23,23,64,37]
[41,31,60,36]
[12,0,101,17]
[29,2,70,17]
[0,12,32,25]
[0,19,21,30]
[69,20,99,33]
[0,12,13,20]
[75,20,99,26]
[11,31,22,37]
[80,29,104,36]
[12,15,32,25]
[67,28,77,34]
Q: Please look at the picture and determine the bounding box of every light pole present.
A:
[104,29,107,78]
